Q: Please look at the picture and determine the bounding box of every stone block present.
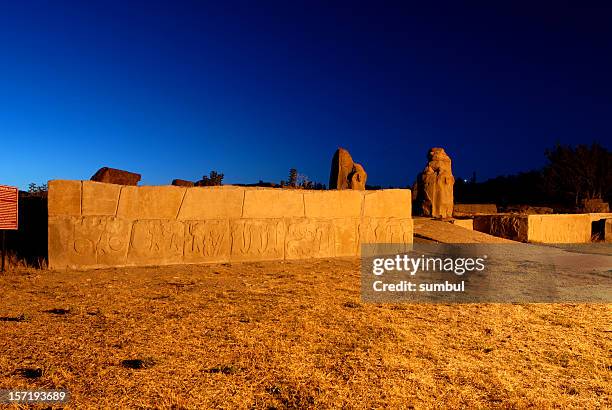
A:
[48,216,132,269]
[527,214,591,244]
[183,220,231,263]
[117,185,186,220]
[82,181,121,216]
[473,215,528,241]
[358,217,413,255]
[503,205,553,214]
[474,214,592,243]
[127,219,185,265]
[172,179,195,187]
[449,219,473,230]
[242,189,304,218]
[363,189,411,218]
[605,219,612,243]
[304,190,363,218]
[359,217,413,244]
[332,218,360,257]
[285,218,335,259]
[48,180,81,217]
[587,213,612,222]
[230,219,285,261]
[177,187,243,220]
[453,204,497,216]
[91,167,141,185]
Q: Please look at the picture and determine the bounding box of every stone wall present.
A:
[587,213,612,222]
[473,214,591,243]
[48,181,413,269]
[453,204,497,216]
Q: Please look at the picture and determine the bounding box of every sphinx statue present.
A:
[415,147,454,218]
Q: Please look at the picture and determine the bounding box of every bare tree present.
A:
[544,143,611,205]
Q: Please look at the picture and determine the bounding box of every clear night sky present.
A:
[1,1,611,190]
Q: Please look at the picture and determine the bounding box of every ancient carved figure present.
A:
[415,147,454,218]
[185,220,229,260]
[230,220,284,259]
[286,219,334,258]
[128,220,184,264]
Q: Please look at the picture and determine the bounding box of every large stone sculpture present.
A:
[415,147,454,218]
[349,163,367,190]
[91,167,141,186]
[329,148,367,190]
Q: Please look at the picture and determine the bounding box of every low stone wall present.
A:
[587,213,612,222]
[453,204,497,216]
[473,214,591,243]
[48,181,413,269]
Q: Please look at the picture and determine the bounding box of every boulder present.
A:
[91,167,141,186]
[172,179,195,187]
[415,147,454,218]
[329,148,354,189]
[329,148,367,190]
[348,163,367,190]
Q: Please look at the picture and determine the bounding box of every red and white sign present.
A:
[0,185,18,230]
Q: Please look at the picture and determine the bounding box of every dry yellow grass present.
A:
[0,259,610,409]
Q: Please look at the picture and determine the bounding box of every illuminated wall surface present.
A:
[48,181,413,269]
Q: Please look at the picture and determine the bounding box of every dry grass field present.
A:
[0,259,610,409]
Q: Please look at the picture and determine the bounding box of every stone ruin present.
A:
[172,179,195,187]
[414,147,455,218]
[47,181,413,270]
[91,167,141,186]
[329,148,367,190]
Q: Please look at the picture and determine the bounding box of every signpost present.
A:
[0,185,19,272]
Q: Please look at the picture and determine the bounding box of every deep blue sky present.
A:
[1,1,611,189]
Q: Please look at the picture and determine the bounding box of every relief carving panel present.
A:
[359,217,413,255]
[333,218,359,257]
[230,219,285,261]
[49,216,132,268]
[285,218,335,259]
[184,220,230,263]
[128,220,185,265]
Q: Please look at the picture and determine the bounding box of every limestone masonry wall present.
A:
[473,214,591,243]
[453,203,497,216]
[48,181,413,269]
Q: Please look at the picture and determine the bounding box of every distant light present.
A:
[464,179,468,183]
